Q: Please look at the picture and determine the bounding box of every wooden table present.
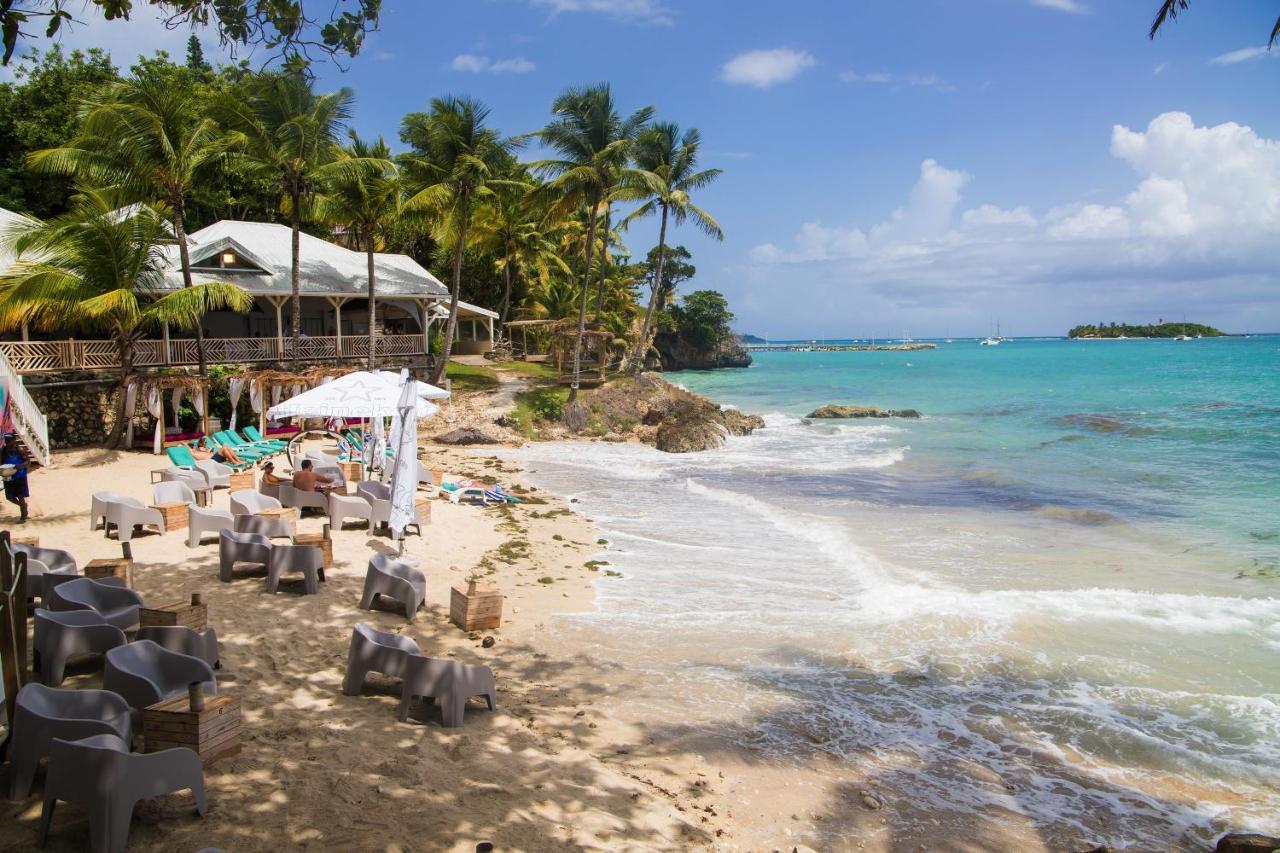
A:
[294,532,333,569]
[84,557,132,586]
[257,507,297,524]
[228,470,255,490]
[450,583,503,631]
[150,502,189,531]
[150,468,169,484]
[139,599,208,631]
[10,534,39,547]
[144,694,241,766]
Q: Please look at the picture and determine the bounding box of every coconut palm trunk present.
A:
[107,332,137,449]
[569,193,600,404]
[498,260,514,327]
[171,202,209,376]
[631,204,669,373]
[592,207,611,322]
[431,189,471,386]
[366,235,377,369]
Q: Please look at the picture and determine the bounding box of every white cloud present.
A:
[839,71,892,84]
[1153,62,1169,75]
[1209,46,1273,65]
[530,0,672,26]
[740,112,1280,335]
[1031,0,1087,12]
[450,54,536,74]
[839,70,955,92]
[721,48,815,89]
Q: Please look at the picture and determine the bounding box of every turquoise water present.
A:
[511,335,1280,848]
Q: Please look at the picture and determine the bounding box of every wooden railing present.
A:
[0,334,430,374]
[0,346,51,466]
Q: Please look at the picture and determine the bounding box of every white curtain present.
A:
[228,377,245,432]
[145,384,163,454]
[192,386,206,434]
[249,381,263,415]
[123,382,137,449]
[168,387,184,434]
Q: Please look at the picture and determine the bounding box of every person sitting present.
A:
[261,461,284,486]
[191,442,245,466]
[292,459,335,493]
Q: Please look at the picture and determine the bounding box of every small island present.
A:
[1068,322,1224,339]
[737,333,768,344]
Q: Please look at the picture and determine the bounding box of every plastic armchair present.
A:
[103,640,217,711]
[229,489,279,516]
[136,625,220,669]
[195,458,233,488]
[312,463,346,489]
[152,481,196,506]
[105,497,165,542]
[187,505,234,549]
[330,494,373,530]
[233,513,294,540]
[47,578,143,631]
[33,609,127,687]
[266,543,324,595]
[342,622,422,696]
[279,483,328,515]
[162,467,209,491]
[9,684,132,802]
[218,529,272,582]
[356,481,392,530]
[90,491,123,532]
[397,655,497,728]
[38,733,206,853]
[7,542,78,601]
[359,554,426,621]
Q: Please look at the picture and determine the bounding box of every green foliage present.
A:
[642,244,694,307]
[669,290,734,348]
[1068,321,1224,338]
[445,361,499,391]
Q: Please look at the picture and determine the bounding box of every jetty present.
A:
[744,343,937,352]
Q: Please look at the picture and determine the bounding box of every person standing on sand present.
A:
[2,434,29,523]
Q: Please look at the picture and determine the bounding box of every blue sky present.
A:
[39,0,1280,337]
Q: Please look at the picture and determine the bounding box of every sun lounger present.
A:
[242,426,287,450]
[32,609,126,687]
[9,684,132,801]
[165,444,200,470]
[37,733,206,853]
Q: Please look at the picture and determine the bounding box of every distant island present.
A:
[738,333,768,344]
[1068,322,1224,339]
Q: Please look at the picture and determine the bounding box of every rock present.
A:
[653,331,753,371]
[860,794,882,811]
[493,414,516,428]
[481,636,496,648]
[1215,834,1280,853]
[655,405,727,453]
[806,404,922,419]
[434,428,499,445]
[721,409,765,436]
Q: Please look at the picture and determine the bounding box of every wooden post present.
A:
[162,322,171,366]
[201,385,209,439]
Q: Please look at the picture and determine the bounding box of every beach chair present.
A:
[9,684,132,802]
[242,426,287,450]
[152,481,196,506]
[342,622,421,696]
[330,493,373,530]
[398,655,497,728]
[135,625,220,669]
[229,489,279,516]
[359,554,426,621]
[279,483,329,515]
[47,578,143,631]
[187,505,234,548]
[356,481,392,530]
[162,466,209,491]
[194,458,233,487]
[165,444,200,470]
[221,429,279,458]
[104,496,165,542]
[233,513,294,540]
[211,431,269,460]
[219,530,273,581]
[266,543,324,595]
[6,542,78,602]
[103,640,216,710]
[89,491,123,531]
[37,733,206,853]
[32,609,126,687]
[440,481,494,506]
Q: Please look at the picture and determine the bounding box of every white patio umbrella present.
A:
[387,370,421,552]
[265,370,446,420]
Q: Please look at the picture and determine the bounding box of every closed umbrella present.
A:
[387,370,421,551]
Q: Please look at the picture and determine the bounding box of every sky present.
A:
[22,0,1280,337]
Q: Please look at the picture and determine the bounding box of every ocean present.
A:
[507,336,1280,848]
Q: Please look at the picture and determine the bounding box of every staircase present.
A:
[0,346,50,467]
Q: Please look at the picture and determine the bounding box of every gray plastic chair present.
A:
[135,625,220,669]
[342,622,422,696]
[38,733,206,853]
[47,578,143,631]
[312,463,346,488]
[105,496,165,542]
[195,458,232,488]
[258,478,281,501]
[279,483,329,515]
[187,505,234,549]
[359,554,426,621]
[103,640,216,711]
[356,481,392,530]
[33,609,127,687]
[232,513,294,540]
[152,480,196,506]
[218,529,272,582]
[229,489,279,516]
[7,542,78,601]
[162,467,209,490]
[266,543,323,595]
[9,684,132,801]
[90,491,123,531]
[398,655,497,728]
[329,493,373,530]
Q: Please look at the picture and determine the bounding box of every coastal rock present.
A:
[433,427,500,445]
[653,331,752,371]
[806,404,922,419]
[1215,834,1280,853]
[721,409,766,435]
[656,410,727,453]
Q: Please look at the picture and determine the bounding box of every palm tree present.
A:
[1149,1,1280,45]
[400,96,519,386]
[470,177,570,327]
[618,123,723,373]
[0,192,250,446]
[28,74,239,376]
[316,132,400,369]
[211,74,356,364]
[533,83,652,402]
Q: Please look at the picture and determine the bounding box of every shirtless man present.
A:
[291,459,335,493]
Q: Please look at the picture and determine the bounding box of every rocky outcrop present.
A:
[806,404,922,419]
[652,332,752,371]
[433,427,500,445]
[1215,834,1280,853]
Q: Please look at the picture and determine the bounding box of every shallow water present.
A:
[509,336,1280,847]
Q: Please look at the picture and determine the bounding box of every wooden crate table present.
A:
[139,598,208,632]
[10,535,39,547]
[257,507,297,524]
[84,557,132,586]
[450,581,503,631]
[414,497,432,527]
[228,470,255,490]
[150,502,189,531]
[339,461,362,483]
[294,532,333,569]
[144,693,241,766]
[149,468,169,484]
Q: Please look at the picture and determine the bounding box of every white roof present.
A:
[165,219,450,299]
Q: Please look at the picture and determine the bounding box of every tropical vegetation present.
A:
[1068,321,1224,339]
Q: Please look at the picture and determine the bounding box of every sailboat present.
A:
[980,320,1001,346]
[1174,314,1191,341]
